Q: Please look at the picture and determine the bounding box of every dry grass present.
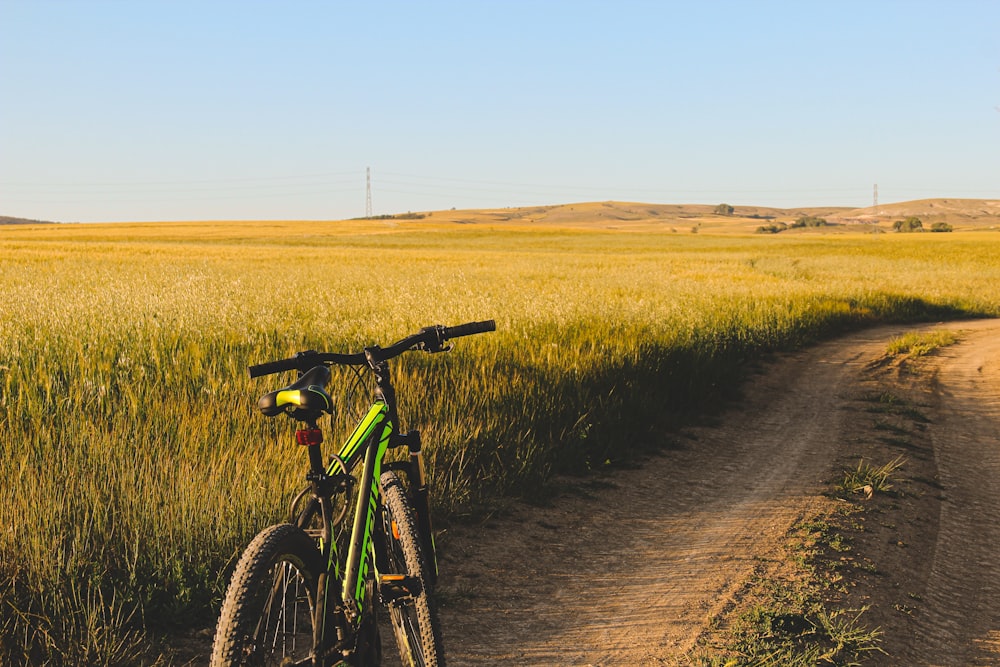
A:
[1,221,999,663]
[362,197,1000,232]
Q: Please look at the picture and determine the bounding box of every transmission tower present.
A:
[365,167,373,218]
[870,183,881,233]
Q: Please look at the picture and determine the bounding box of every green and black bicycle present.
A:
[210,321,496,667]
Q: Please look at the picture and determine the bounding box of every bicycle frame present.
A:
[291,395,433,658]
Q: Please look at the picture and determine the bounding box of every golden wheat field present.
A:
[2,216,999,663]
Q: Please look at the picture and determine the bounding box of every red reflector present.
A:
[295,429,324,446]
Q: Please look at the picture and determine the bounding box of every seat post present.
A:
[296,422,326,475]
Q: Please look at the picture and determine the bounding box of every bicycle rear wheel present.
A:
[211,523,322,667]
[379,471,446,667]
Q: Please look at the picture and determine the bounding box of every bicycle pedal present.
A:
[378,574,422,602]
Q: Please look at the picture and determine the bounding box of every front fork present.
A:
[392,430,438,585]
[371,359,438,581]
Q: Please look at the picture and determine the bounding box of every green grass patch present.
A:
[885,330,959,357]
[692,512,883,666]
[697,605,883,667]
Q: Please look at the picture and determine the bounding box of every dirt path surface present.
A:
[892,321,1000,665]
[433,320,1000,666]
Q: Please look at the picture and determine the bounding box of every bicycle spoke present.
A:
[211,525,320,666]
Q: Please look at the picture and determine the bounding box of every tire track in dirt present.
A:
[435,326,932,665]
[893,322,1000,666]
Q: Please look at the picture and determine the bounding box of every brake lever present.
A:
[420,341,452,354]
[417,326,452,353]
[293,350,321,376]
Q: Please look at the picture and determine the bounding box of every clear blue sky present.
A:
[1,0,997,222]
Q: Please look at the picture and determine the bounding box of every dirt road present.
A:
[891,321,1000,665]
[434,320,1000,665]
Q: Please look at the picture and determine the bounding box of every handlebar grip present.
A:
[248,358,298,378]
[442,320,496,340]
[248,350,322,378]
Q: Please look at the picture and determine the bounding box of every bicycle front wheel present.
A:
[211,523,322,667]
[380,471,446,667]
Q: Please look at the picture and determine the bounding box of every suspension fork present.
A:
[399,429,438,585]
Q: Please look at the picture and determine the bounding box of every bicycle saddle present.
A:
[258,365,333,418]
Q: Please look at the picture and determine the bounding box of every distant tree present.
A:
[893,216,924,232]
[790,215,828,228]
[756,222,788,234]
[714,203,734,216]
[930,222,953,232]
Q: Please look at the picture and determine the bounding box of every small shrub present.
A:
[930,222,953,232]
[367,212,425,220]
[756,223,788,234]
[893,216,923,232]
[839,457,906,499]
[791,215,828,228]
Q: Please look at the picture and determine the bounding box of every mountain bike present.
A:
[210,320,496,667]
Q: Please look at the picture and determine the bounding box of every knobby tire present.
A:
[211,523,322,667]
[380,471,446,667]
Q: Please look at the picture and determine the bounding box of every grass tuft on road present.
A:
[885,330,958,358]
[838,456,907,499]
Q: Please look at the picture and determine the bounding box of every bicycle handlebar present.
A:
[441,320,497,340]
[248,320,496,378]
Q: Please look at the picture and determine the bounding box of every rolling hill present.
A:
[410,198,1000,233]
[0,215,56,225]
[4,198,998,232]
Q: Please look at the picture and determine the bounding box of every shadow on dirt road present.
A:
[434,320,1000,666]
